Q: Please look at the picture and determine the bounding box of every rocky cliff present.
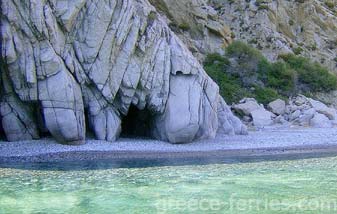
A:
[211,0,337,73]
[0,0,247,144]
[149,0,233,60]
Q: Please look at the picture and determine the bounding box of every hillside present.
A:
[210,0,337,73]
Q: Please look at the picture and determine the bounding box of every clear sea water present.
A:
[1,156,337,214]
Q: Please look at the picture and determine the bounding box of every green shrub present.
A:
[226,41,266,82]
[258,5,269,10]
[147,11,157,23]
[226,41,264,60]
[204,53,230,67]
[325,1,335,9]
[204,43,337,106]
[178,22,191,31]
[280,54,337,92]
[204,53,252,104]
[230,32,236,38]
[258,60,296,96]
[254,87,282,104]
[293,46,303,55]
[255,0,267,6]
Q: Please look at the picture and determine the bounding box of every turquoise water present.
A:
[1,157,337,214]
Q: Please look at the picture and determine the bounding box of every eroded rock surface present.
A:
[0,0,246,144]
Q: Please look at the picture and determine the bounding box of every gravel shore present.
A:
[1,127,337,163]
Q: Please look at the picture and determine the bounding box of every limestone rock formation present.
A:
[0,0,246,144]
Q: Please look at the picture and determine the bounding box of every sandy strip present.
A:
[1,127,337,163]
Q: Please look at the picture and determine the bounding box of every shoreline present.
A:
[1,127,337,165]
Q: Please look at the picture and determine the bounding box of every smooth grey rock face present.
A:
[0,0,245,144]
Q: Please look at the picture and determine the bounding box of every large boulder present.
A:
[232,98,262,116]
[232,98,275,128]
[310,113,333,128]
[308,98,336,120]
[251,109,275,127]
[0,0,245,144]
[153,74,218,143]
[268,99,286,115]
[296,108,316,126]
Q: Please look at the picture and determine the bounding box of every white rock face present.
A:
[0,0,245,144]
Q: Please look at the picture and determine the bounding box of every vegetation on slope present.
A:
[204,41,337,104]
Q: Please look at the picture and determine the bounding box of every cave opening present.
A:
[121,105,155,138]
[35,104,52,138]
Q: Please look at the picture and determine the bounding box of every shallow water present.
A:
[1,157,337,214]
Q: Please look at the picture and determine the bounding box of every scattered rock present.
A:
[234,95,337,129]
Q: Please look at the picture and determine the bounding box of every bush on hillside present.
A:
[204,54,252,104]
[258,60,296,96]
[225,41,266,86]
[254,87,283,104]
[204,42,337,105]
[279,54,337,92]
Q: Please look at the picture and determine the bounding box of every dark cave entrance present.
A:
[121,105,154,138]
[35,104,52,138]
